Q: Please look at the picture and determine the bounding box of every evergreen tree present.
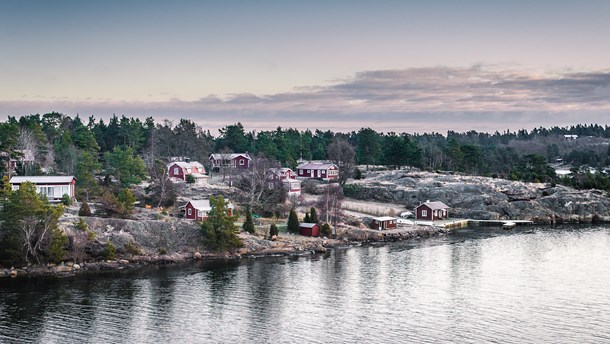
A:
[243,207,255,234]
[287,207,300,233]
[304,211,311,223]
[117,188,136,214]
[105,146,147,186]
[320,223,332,237]
[269,224,279,239]
[48,228,68,263]
[201,196,243,251]
[79,200,92,216]
[309,207,318,223]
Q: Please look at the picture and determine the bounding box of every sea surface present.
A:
[2,225,610,343]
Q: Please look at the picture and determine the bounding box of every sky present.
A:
[1,0,610,134]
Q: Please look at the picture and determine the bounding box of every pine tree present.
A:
[201,196,243,251]
[310,207,318,223]
[243,207,255,234]
[304,211,311,223]
[269,224,279,239]
[79,200,92,216]
[320,223,332,237]
[287,207,300,233]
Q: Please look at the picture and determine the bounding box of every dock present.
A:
[413,219,534,229]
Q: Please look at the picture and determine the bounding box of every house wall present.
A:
[234,156,249,169]
[416,205,432,220]
[299,225,320,236]
[371,219,396,230]
[169,164,185,180]
[11,181,76,201]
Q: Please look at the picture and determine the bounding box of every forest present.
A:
[1,113,610,196]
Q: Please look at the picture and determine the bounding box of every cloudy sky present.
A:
[1,0,609,134]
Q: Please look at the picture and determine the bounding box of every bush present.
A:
[269,224,279,238]
[87,230,96,241]
[75,217,88,232]
[158,247,167,255]
[102,241,116,260]
[61,194,71,206]
[79,200,92,216]
[342,184,364,198]
[320,223,332,237]
[186,174,196,183]
[124,241,143,255]
[353,168,363,180]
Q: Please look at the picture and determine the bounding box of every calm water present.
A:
[2,225,610,343]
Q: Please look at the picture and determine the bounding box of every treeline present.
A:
[1,113,610,191]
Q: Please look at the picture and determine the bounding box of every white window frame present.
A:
[174,167,179,175]
[421,210,427,217]
[239,159,245,166]
[188,208,192,216]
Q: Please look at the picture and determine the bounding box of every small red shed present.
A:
[371,217,397,230]
[416,201,449,221]
[299,223,320,237]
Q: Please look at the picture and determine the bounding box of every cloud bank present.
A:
[2,65,610,134]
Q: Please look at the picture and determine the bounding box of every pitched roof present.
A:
[167,161,205,170]
[10,176,75,184]
[372,216,396,221]
[296,162,337,170]
[190,173,209,178]
[416,201,449,210]
[187,199,234,211]
[300,222,319,228]
[209,153,252,161]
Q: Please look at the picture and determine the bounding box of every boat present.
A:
[503,222,516,230]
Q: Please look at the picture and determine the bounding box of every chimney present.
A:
[185,157,190,163]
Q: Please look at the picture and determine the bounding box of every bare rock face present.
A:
[348,171,610,223]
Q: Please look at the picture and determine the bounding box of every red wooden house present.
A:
[209,153,252,170]
[167,160,208,184]
[299,223,320,237]
[371,216,397,230]
[416,201,449,221]
[296,162,339,181]
[10,176,76,202]
[184,199,234,221]
[267,168,301,197]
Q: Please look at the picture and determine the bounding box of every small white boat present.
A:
[503,222,516,230]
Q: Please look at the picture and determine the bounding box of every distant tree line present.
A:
[2,113,610,193]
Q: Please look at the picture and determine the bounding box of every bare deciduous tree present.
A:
[327,139,356,186]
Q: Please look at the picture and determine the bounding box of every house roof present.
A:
[209,153,252,161]
[187,199,234,211]
[416,201,449,210]
[296,162,337,170]
[372,216,396,221]
[300,222,319,228]
[190,173,209,179]
[167,161,205,170]
[10,176,75,184]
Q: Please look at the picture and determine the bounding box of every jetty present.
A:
[413,219,534,229]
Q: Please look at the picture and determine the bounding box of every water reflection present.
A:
[1,226,610,343]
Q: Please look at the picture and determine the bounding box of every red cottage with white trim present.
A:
[209,153,252,170]
[416,201,449,221]
[296,162,339,181]
[299,223,320,237]
[167,161,206,181]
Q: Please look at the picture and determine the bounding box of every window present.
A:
[197,210,202,218]
[299,169,303,174]
[188,208,192,216]
[239,159,245,166]
[174,167,179,175]
[421,210,427,217]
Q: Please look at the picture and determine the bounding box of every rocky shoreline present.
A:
[1,224,450,279]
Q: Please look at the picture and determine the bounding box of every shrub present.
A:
[186,174,196,183]
[269,224,279,238]
[242,208,255,234]
[353,168,363,180]
[320,223,332,237]
[87,230,96,241]
[102,241,116,260]
[75,217,88,232]
[124,241,143,255]
[158,247,167,255]
[79,200,92,216]
[310,207,318,223]
[61,194,71,206]
[117,188,136,214]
